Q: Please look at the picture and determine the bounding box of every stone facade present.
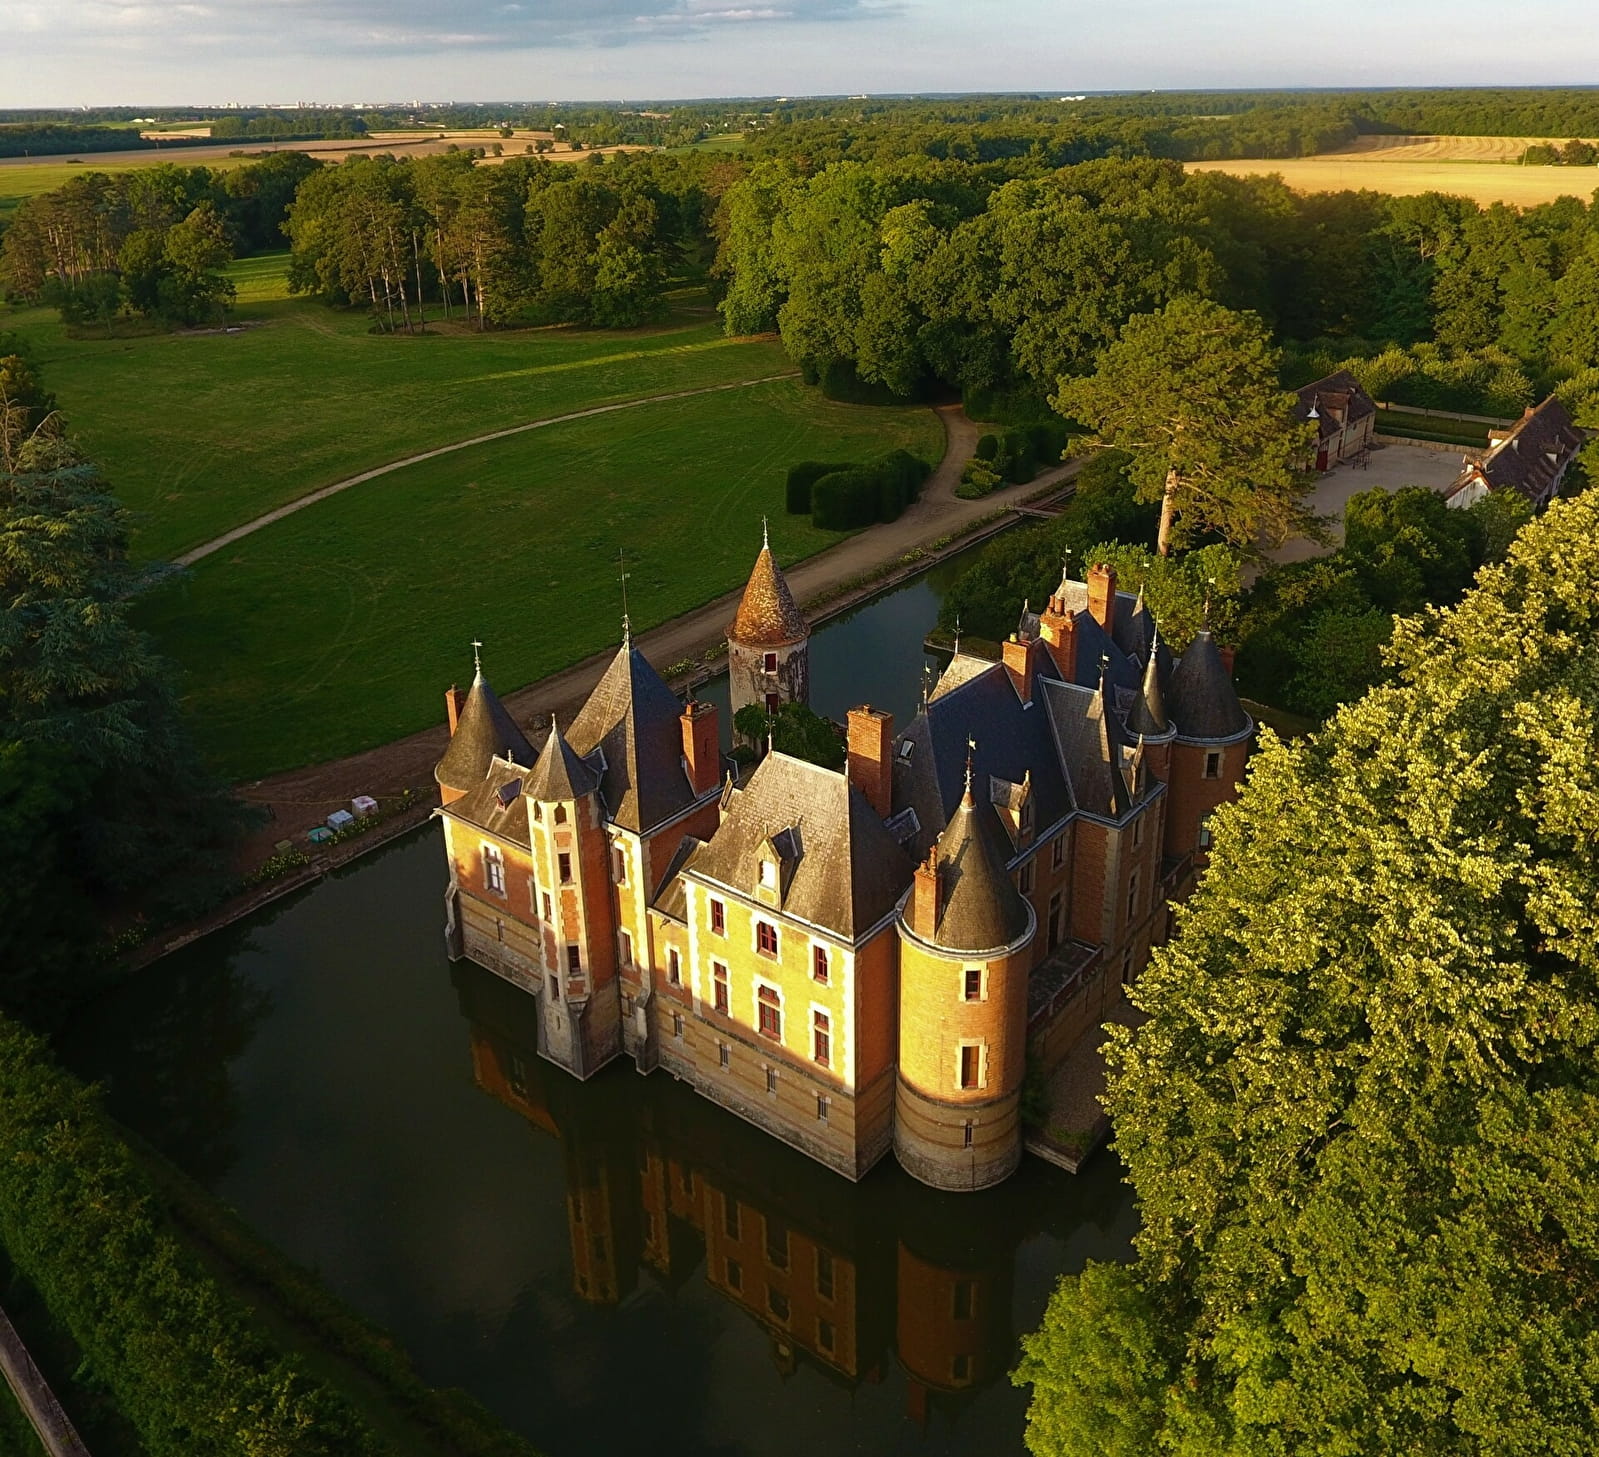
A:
[436,549,1254,1190]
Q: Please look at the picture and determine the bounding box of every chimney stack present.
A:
[911,846,941,939]
[1039,611,1077,683]
[681,699,721,795]
[445,685,467,736]
[1087,563,1117,636]
[847,705,895,820]
[1002,634,1038,705]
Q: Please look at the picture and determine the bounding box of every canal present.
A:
[58,545,1138,1457]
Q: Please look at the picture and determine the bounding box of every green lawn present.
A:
[139,377,943,780]
[3,269,791,560]
[1373,409,1491,448]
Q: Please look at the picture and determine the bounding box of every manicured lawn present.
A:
[3,281,791,560]
[225,250,295,303]
[1373,408,1491,448]
[138,378,943,780]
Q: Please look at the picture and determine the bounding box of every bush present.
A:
[998,426,1039,483]
[976,433,1000,462]
[786,460,851,515]
[0,1016,378,1455]
[819,357,913,405]
[964,383,1058,425]
[957,463,1003,499]
[812,467,881,529]
[871,447,932,519]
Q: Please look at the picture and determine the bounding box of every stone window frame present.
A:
[712,960,731,1016]
[811,940,830,985]
[962,966,986,1003]
[811,1006,831,1068]
[756,979,783,1042]
[754,918,780,959]
[956,1039,986,1092]
[480,842,507,898]
[709,897,726,936]
[1203,749,1223,780]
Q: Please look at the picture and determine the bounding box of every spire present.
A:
[1167,629,1250,741]
[728,531,808,646]
[1128,627,1169,737]
[436,647,535,794]
[922,747,1033,954]
[618,549,631,647]
[524,718,600,802]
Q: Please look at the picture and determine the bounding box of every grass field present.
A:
[1374,409,1490,447]
[138,377,943,779]
[3,259,793,560]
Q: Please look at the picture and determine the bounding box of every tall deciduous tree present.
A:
[1055,296,1315,555]
[1016,489,1599,1456]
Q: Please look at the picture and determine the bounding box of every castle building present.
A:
[437,544,1253,1192]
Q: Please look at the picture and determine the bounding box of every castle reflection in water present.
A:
[455,958,1101,1424]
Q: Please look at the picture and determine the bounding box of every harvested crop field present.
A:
[1187,134,1599,205]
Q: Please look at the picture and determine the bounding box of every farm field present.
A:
[3,261,793,560]
[1188,133,1599,204]
[138,378,943,779]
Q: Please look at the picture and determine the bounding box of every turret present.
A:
[436,647,535,806]
[726,522,810,720]
[894,754,1036,1191]
[1163,629,1253,863]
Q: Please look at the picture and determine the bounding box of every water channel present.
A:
[58,544,1138,1457]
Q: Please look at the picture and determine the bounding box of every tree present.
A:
[1017,488,1599,1456]
[1055,296,1316,556]
[732,701,845,770]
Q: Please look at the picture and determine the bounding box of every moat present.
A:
[59,552,1138,1457]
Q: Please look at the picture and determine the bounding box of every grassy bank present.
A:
[138,375,942,778]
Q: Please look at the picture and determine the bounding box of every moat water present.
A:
[59,549,1138,1457]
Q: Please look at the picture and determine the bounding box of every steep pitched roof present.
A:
[928,781,1034,954]
[688,751,913,942]
[436,670,535,794]
[566,643,696,834]
[1166,630,1251,742]
[1450,396,1583,506]
[1127,633,1171,738]
[728,544,808,646]
[1040,677,1137,820]
[523,720,600,803]
[443,756,533,847]
[1296,370,1377,443]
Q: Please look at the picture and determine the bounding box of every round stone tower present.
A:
[727,524,810,723]
[894,760,1037,1191]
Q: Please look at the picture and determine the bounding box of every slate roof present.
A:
[566,643,697,834]
[687,751,914,942]
[728,544,808,646]
[1166,630,1251,742]
[436,670,535,795]
[1039,677,1139,820]
[1448,396,1583,507]
[926,784,1034,954]
[1127,634,1171,738]
[1296,370,1377,444]
[443,756,532,848]
[523,720,600,803]
[650,835,702,923]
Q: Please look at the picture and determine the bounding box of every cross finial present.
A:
[762,514,769,550]
[618,548,632,646]
[471,639,483,675]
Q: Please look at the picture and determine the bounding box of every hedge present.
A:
[811,449,932,530]
[818,358,919,405]
[0,1016,379,1456]
[786,460,852,515]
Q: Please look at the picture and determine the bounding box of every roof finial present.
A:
[953,613,962,656]
[618,548,632,646]
[471,638,483,676]
[922,661,932,712]
[1099,651,1111,690]
[762,514,770,551]
[964,734,977,804]
[1203,576,1216,632]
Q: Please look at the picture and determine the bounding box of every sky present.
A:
[6,0,1599,107]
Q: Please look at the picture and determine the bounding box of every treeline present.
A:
[714,155,1599,407]
[0,122,211,159]
[210,109,367,141]
[285,149,729,330]
[1018,490,1599,1457]
[1523,139,1599,165]
[0,153,317,326]
[0,345,244,1017]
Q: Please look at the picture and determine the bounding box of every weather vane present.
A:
[471,638,483,675]
[618,548,632,645]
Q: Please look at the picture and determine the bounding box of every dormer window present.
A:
[898,739,914,761]
[760,859,778,890]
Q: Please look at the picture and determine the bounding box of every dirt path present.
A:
[175,372,800,567]
[233,404,1080,858]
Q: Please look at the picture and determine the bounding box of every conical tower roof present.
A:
[437,667,534,794]
[928,774,1033,954]
[524,719,600,802]
[728,536,808,647]
[1167,630,1250,741]
[1127,630,1170,737]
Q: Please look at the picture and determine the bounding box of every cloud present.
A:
[26,0,896,57]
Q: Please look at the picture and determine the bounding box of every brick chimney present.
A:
[681,699,720,795]
[910,846,941,939]
[847,705,894,820]
[445,685,466,736]
[1087,563,1117,635]
[1002,634,1038,705]
[1038,610,1077,683]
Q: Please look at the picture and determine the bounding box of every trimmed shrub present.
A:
[976,433,1000,462]
[871,447,932,519]
[964,383,1057,425]
[820,358,911,405]
[812,468,881,530]
[998,427,1039,483]
[786,460,851,515]
[799,358,820,386]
